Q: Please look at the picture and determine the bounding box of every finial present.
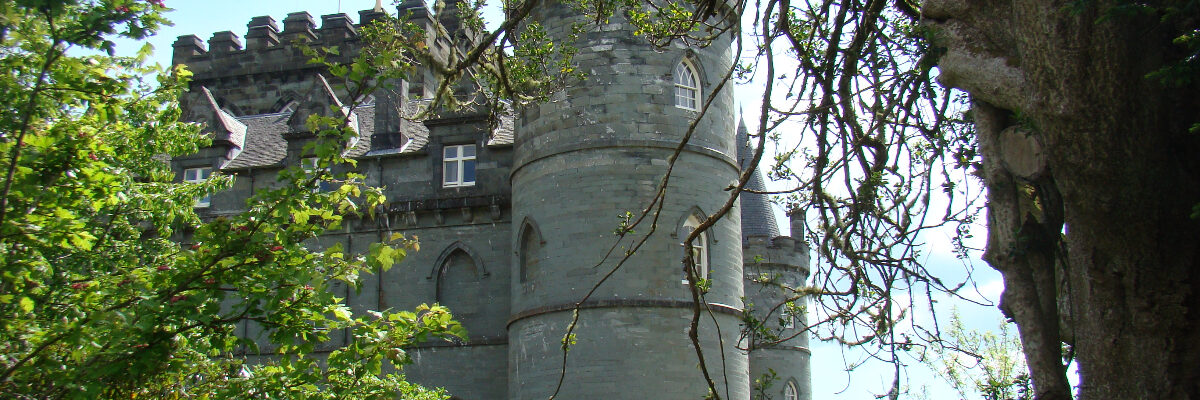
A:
[374,0,384,11]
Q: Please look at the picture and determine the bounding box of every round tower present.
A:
[737,121,812,400]
[742,211,812,400]
[507,2,745,399]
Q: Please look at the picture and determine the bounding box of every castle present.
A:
[170,2,810,399]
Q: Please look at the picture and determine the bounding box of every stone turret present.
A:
[732,115,811,400]
[508,1,746,398]
[742,207,811,400]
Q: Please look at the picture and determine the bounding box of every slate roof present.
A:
[225,112,290,170]
[487,102,515,146]
[220,103,513,171]
[736,117,781,239]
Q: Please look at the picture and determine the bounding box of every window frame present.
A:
[782,307,797,329]
[183,166,213,208]
[673,60,701,111]
[300,157,326,192]
[784,380,799,400]
[279,100,299,113]
[681,215,709,284]
[442,144,477,188]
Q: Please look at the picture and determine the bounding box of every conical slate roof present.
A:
[736,117,780,239]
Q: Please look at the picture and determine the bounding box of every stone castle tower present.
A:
[171,2,810,399]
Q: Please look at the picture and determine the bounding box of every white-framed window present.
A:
[301,157,328,192]
[442,144,477,187]
[681,215,709,284]
[784,380,799,400]
[674,60,700,111]
[782,307,797,329]
[279,100,299,113]
[301,156,319,172]
[183,167,213,208]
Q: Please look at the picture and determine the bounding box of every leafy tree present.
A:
[0,1,463,398]
[923,311,1033,400]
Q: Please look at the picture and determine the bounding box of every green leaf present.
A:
[19,297,34,313]
[333,306,352,321]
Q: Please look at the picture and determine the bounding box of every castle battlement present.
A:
[172,3,457,116]
[172,10,388,78]
[743,234,809,272]
[742,209,810,275]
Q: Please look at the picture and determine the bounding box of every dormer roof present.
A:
[186,86,247,150]
[286,74,360,137]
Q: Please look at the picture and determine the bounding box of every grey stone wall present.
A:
[509,2,748,398]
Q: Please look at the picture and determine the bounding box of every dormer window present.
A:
[301,157,329,192]
[280,100,299,113]
[183,167,213,208]
[674,60,700,111]
[443,144,476,188]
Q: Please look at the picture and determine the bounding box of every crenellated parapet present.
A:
[742,210,810,276]
[172,11,361,78]
[173,2,450,116]
[742,235,808,272]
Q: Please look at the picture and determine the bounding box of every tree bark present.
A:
[924,0,1200,398]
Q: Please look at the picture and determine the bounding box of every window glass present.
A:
[443,161,458,185]
[783,307,797,329]
[302,157,327,192]
[183,167,213,208]
[443,144,477,187]
[674,61,700,111]
[784,381,799,400]
[462,160,476,183]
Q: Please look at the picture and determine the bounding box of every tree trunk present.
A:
[924,0,1200,398]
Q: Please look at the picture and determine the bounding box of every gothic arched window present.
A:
[682,215,709,283]
[784,380,799,400]
[435,248,483,317]
[519,219,544,284]
[674,60,701,111]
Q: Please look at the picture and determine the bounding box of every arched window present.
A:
[784,380,799,400]
[682,215,709,284]
[435,248,483,317]
[519,219,543,284]
[279,100,299,113]
[673,60,700,111]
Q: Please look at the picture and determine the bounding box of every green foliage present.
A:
[922,311,1033,400]
[750,368,779,400]
[0,1,462,398]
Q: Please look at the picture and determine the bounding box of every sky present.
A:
[117,1,1015,398]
